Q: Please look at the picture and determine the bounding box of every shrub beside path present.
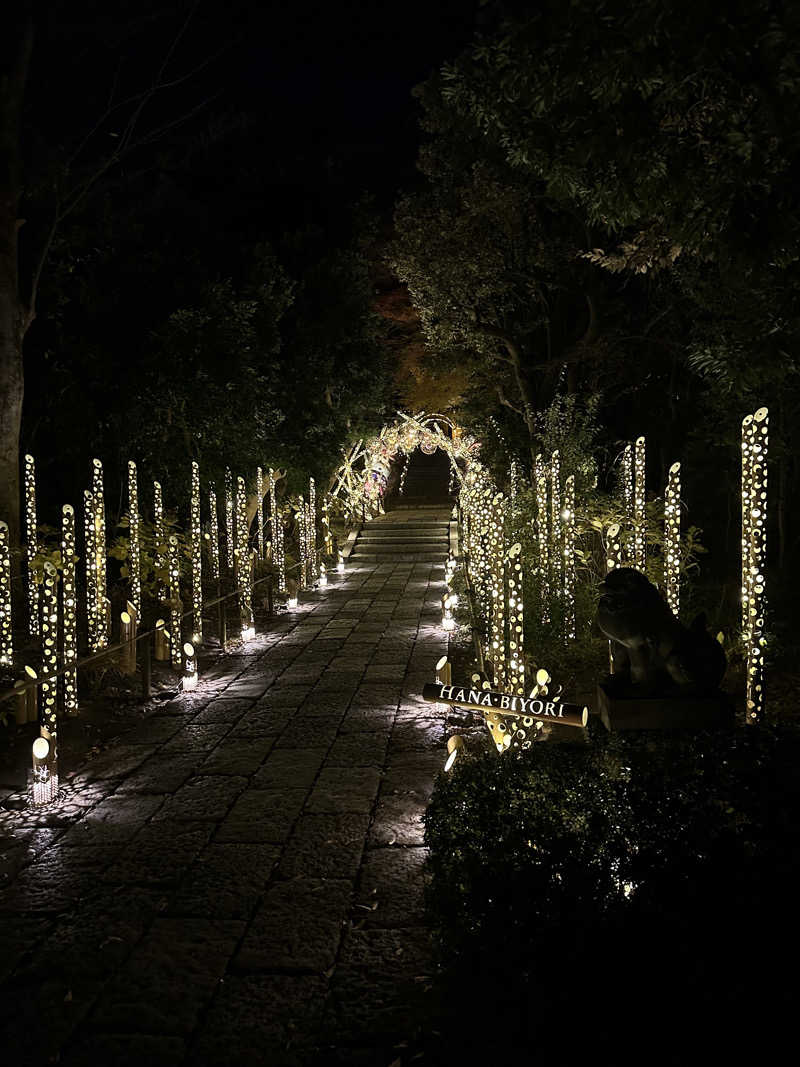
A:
[0,506,452,1066]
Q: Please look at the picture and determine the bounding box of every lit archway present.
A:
[329,411,480,519]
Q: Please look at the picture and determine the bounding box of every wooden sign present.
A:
[422,682,588,728]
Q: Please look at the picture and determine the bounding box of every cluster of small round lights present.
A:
[550,450,562,597]
[0,520,12,667]
[40,562,59,746]
[92,459,108,647]
[605,522,623,573]
[509,458,519,507]
[506,541,525,695]
[534,453,550,624]
[633,436,646,572]
[664,462,681,617]
[322,496,332,554]
[153,480,166,598]
[182,641,198,690]
[24,454,39,637]
[236,475,253,637]
[168,535,182,668]
[32,733,57,807]
[742,407,769,722]
[308,477,316,562]
[621,443,633,519]
[269,469,286,592]
[487,490,508,688]
[208,482,220,580]
[444,734,465,772]
[61,505,78,715]
[256,467,265,559]
[190,462,203,644]
[224,467,235,570]
[84,489,100,652]
[562,474,576,641]
[296,496,308,587]
[127,462,141,621]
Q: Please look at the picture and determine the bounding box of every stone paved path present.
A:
[0,508,452,1066]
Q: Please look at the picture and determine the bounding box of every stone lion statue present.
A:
[597,567,726,695]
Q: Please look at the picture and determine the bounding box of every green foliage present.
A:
[424,720,800,1057]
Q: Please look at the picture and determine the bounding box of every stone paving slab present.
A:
[0,507,452,1063]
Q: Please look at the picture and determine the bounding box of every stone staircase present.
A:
[350,515,451,563]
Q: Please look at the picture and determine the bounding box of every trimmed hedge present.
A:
[423,721,800,1062]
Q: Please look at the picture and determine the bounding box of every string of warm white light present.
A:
[633,436,646,572]
[190,461,202,644]
[256,467,265,559]
[208,482,220,580]
[128,461,141,621]
[92,458,108,647]
[742,407,768,723]
[168,535,181,668]
[0,521,11,667]
[225,467,234,570]
[488,491,507,689]
[40,562,58,740]
[309,477,316,567]
[61,505,77,716]
[664,462,681,617]
[563,474,576,641]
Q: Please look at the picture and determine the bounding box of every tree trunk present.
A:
[0,18,33,549]
[503,338,538,466]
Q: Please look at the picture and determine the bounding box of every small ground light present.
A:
[435,655,451,685]
[442,594,456,631]
[241,623,255,641]
[182,642,198,690]
[444,735,465,772]
[32,735,57,806]
[319,562,327,588]
[337,552,345,574]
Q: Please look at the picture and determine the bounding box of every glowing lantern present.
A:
[183,642,198,690]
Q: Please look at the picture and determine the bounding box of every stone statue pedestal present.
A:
[597,683,734,732]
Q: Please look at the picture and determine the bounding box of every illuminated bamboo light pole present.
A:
[256,467,265,559]
[153,480,166,598]
[509,459,519,509]
[39,562,59,789]
[550,450,562,605]
[225,467,234,570]
[664,462,681,617]
[269,469,286,592]
[61,505,77,716]
[0,521,11,667]
[633,436,646,572]
[488,491,507,689]
[297,496,307,587]
[322,496,332,554]
[563,474,576,641]
[742,407,769,723]
[208,482,220,580]
[621,443,633,516]
[309,476,316,562]
[24,453,39,637]
[127,462,142,623]
[84,490,100,652]
[236,476,254,638]
[535,454,550,624]
[507,541,525,695]
[605,523,623,673]
[168,535,181,669]
[92,458,109,645]
[190,461,203,644]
